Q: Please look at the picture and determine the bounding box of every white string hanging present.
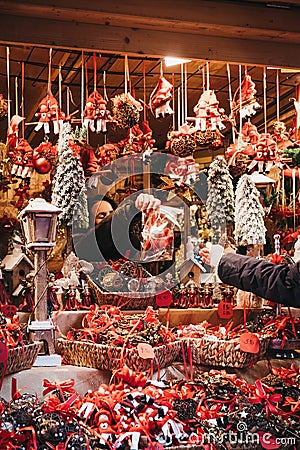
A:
[124,55,130,94]
[181,62,184,125]
[239,65,242,136]
[177,87,181,130]
[276,69,280,122]
[226,63,235,142]
[184,62,188,123]
[47,48,52,93]
[15,77,18,116]
[58,65,62,109]
[263,66,267,134]
[81,51,85,126]
[6,47,10,125]
[206,61,210,90]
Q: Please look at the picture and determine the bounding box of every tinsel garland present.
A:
[234,174,266,246]
[51,122,89,228]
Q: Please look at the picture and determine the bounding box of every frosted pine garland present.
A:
[234,174,266,246]
[206,156,235,240]
[52,122,89,228]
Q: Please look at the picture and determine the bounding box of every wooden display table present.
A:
[158,307,270,327]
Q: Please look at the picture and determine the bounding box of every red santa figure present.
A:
[193,90,226,132]
[83,90,112,133]
[149,75,174,118]
[8,138,34,178]
[247,133,278,173]
[35,92,66,135]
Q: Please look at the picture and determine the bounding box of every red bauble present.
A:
[33,156,51,174]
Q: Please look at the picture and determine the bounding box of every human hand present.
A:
[135,193,161,212]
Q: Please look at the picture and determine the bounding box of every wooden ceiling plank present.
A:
[0,0,300,37]
[0,15,300,68]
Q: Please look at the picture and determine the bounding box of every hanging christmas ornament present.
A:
[193,90,226,132]
[118,121,155,154]
[247,133,279,173]
[111,92,142,129]
[6,114,25,152]
[272,121,290,149]
[241,120,260,145]
[232,73,261,119]
[0,94,8,120]
[166,123,196,157]
[7,138,33,178]
[34,91,66,135]
[83,90,112,133]
[33,140,58,175]
[149,75,174,118]
[97,143,120,167]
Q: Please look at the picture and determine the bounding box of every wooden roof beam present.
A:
[1,1,300,67]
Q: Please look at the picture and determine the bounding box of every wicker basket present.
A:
[0,342,42,376]
[56,338,181,372]
[188,335,269,368]
[86,275,157,310]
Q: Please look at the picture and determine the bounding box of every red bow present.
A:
[249,380,282,417]
[43,378,75,398]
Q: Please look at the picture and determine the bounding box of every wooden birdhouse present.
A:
[2,246,33,297]
[179,257,213,287]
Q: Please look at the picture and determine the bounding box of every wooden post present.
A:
[34,249,48,322]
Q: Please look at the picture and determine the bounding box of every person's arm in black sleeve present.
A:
[217,253,300,307]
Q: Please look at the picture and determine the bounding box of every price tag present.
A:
[156,290,173,307]
[0,341,8,364]
[1,305,17,319]
[218,301,233,319]
[240,332,260,354]
[137,343,155,359]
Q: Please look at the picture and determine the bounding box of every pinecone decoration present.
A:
[206,156,235,242]
[112,93,140,128]
[234,174,266,246]
[170,135,196,157]
[228,154,250,179]
[0,94,8,119]
[194,128,219,146]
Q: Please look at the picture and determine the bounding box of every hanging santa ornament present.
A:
[34,91,66,135]
[247,133,279,173]
[83,54,112,133]
[0,94,8,120]
[232,73,261,120]
[83,90,112,133]
[8,138,34,178]
[193,90,226,132]
[149,71,174,118]
[34,49,66,135]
